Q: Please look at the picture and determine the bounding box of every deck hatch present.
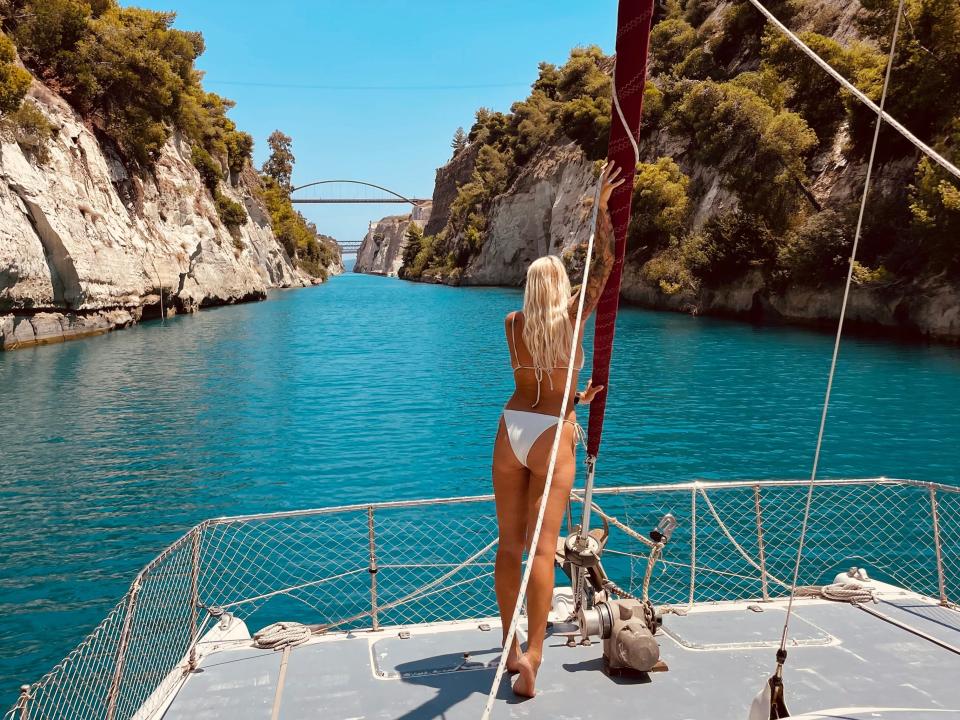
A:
[373,629,504,679]
[662,606,834,650]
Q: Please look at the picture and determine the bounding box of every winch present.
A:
[560,504,677,675]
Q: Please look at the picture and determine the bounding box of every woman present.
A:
[493,163,623,697]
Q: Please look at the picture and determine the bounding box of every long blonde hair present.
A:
[522,255,573,370]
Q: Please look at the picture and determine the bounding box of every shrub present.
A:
[641,83,666,128]
[627,157,690,260]
[851,261,892,285]
[260,175,336,278]
[650,18,698,76]
[191,144,223,191]
[6,1,255,169]
[858,0,960,149]
[908,154,960,270]
[400,222,424,273]
[682,0,718,27]
[697,212,777,284]
[642,234,704,295]
[214,191,247,227]
[69,6,205,163]
[0,99,55,163]
[672,79,817,231]
[0,31,31,114]
[762,30,884,145]
[775,209,852,285]
[709,0,798,68]
[404,233,439,280]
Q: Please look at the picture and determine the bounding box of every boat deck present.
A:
[157,587,960,719]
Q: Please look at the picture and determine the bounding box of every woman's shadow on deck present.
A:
[391,637,649,720]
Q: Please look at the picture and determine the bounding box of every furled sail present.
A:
[586,0,656,459]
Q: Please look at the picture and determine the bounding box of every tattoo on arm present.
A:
[573,207,615,320]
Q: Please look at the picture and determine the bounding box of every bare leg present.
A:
[492,418,529,673]
[512,423,577,698]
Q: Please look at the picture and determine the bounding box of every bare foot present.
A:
[504,639,522,673]
[512,653,540,698]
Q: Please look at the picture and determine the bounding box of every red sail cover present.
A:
[586,0,656,458]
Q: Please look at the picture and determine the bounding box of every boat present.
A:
[5,478,959,719]
[7,0,960,717]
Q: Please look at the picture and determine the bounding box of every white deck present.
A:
[150,584,960,720]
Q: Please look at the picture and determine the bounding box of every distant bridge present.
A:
[293,180,430,256]
[337,240,364,254]
[291,180,429,206]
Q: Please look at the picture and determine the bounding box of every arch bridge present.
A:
[291,180,430,256]
[290,180,430,206]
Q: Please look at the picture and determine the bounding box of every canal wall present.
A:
[354,203,432,277]
[0,77,336,350]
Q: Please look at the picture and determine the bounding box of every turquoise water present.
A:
[1,266,959,697]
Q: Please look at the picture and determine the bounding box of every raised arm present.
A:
[570,163,624,323]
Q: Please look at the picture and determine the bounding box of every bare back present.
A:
[504,310,585,419]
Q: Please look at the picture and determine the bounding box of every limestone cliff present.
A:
[462,142,595,286]
[354,203,432,277]
[0,80,339,350]
[364,0,960,342]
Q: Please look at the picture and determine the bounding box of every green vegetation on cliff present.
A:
[402,0,960,290]
[0,0,337,278]
[261,131,339,279]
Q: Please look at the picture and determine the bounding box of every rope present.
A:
[698,487,791,590]
[252,622,312,651]
[775,0,907,665]
[743,0,960,182]
[795,583,876,603]
[479,152,604,720]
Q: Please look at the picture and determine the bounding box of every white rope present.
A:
[612,64,642,165]
[479,117,607,720]
[252,622,311,651]
[776,0,907,657]
[698,487,791,590]
[744,0,960,182]
[797,583,876,603]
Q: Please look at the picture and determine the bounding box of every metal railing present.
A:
[6,477,959,720]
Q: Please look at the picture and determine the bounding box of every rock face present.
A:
[462,142,595,286]
[1,80,337,350]
[424,145,478,237]
[354,203,432,277]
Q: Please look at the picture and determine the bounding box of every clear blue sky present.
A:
[127,0,618,242]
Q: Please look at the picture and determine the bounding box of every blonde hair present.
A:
[522,255,573,370]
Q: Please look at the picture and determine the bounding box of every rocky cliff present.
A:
[354,203,432,277]
[462,142,595,286]
[352,1,960,342]
[0,80,337,350]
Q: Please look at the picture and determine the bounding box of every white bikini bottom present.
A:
[501,409,582,469]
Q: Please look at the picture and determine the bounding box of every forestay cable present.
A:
[754,0,908,715]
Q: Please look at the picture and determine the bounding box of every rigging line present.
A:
[479,143,606,720]
[743,0,960,182]
[776,0,907,656]
[204,80,531,91]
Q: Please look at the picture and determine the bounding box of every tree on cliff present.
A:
[402,222,424,270]
[0,32,31,114]
[451,126,467,154]
[262,130,295,191]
